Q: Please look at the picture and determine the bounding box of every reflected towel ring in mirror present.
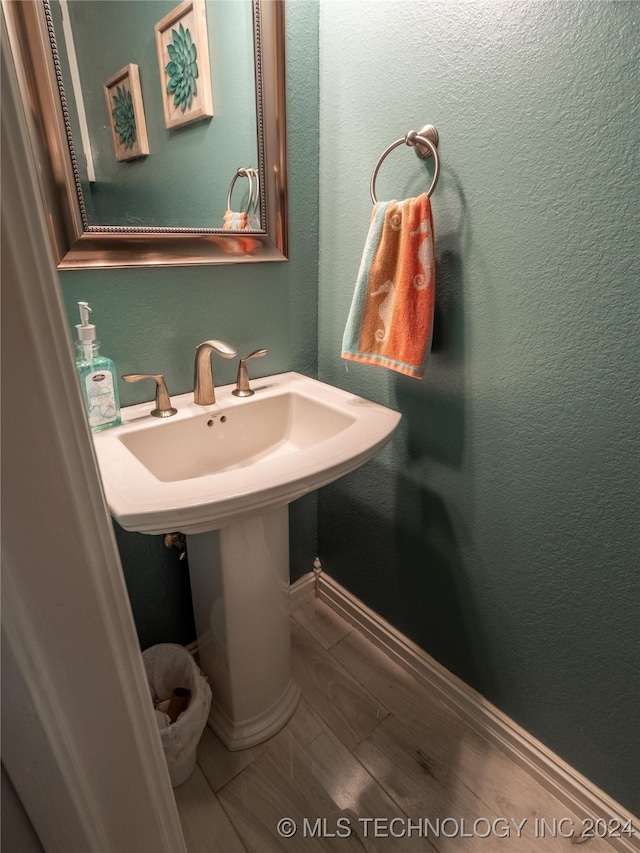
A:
[227,168,254,213]
[370,124,440,204]
[225,168,260,230]
[246,168,261,229]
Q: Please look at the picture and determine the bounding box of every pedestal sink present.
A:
[93,372,401,749]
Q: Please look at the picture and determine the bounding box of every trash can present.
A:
[142,643,212,787]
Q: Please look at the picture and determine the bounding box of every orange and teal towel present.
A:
[222,210,250,230]
[221,209,259,255]
[341,192,435,379]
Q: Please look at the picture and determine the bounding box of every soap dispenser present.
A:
[75,302,121,432]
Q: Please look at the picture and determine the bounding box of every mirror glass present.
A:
[4,0,288,268]
[51,0,259,229]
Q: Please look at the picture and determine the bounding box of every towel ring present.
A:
[246,167,261,227]
[227,168,254,211]
[370,125,440,204]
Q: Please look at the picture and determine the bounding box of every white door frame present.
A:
[1,12,187,852]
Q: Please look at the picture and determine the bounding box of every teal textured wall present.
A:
[317,2,639,812]
[57,0,638,812]
[60,0,320,647]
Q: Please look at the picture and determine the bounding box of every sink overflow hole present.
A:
[207,416,226,427]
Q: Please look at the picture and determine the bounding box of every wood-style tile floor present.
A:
[174,597,620,852]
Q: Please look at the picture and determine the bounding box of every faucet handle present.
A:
[232,349,268,397]
[122,374,178,418]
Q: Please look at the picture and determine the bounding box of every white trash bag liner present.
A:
[142,643,212,787]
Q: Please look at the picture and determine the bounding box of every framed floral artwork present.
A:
[154,0,214,130]
[104,64,149,161]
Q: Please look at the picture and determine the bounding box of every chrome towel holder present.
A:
[370,124,440,204]
[227,167,260,224]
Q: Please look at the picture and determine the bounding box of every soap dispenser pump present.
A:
[75,302,121,432]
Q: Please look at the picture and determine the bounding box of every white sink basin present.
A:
[93,372,401,535]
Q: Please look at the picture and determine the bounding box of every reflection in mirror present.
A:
[3,0,288,268]
[51,0,258,229]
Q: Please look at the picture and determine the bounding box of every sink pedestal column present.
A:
[187,505,300,751]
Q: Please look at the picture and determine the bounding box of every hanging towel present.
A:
[220,208,259,256]
[341,192,435,379]
[222,210,250,230]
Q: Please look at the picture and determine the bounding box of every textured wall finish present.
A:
[54,0,639,812]
[317,1,639,812]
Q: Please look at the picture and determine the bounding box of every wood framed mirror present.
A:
[3,0,288,269]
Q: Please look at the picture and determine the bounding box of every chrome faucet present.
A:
[193,339,237,405]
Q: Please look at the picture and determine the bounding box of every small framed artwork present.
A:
[104,64,149,161]
[155,0,214,130]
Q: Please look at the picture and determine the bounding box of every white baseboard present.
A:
[289,572,317,611]
[304,572,639,853]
